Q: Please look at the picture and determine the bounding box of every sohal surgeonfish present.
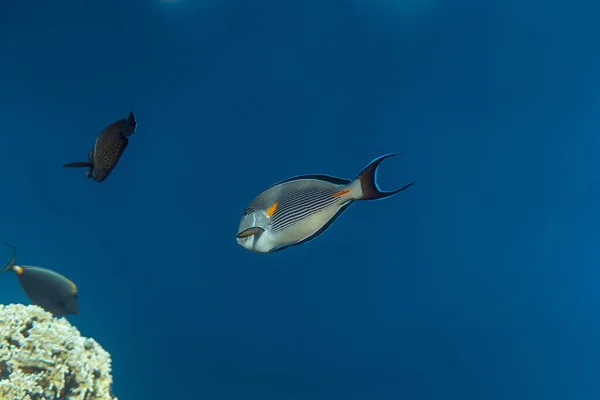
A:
[236,153,416,253]
[64,111,137,182]
[0,243,79,316]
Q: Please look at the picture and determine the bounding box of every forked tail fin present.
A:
[1,241,16,273]
[356,153,416,200]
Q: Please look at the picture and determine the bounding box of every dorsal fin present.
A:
[270,174,351,189]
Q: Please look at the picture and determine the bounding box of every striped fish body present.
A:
[236,153,416,253]
[90,128,129,182]
[238,177,358,253]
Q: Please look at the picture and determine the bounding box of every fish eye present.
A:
[242,208,250,217]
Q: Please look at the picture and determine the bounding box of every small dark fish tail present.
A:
[63,162,92,168]
[356,153,416,201]
[1,241,16,273]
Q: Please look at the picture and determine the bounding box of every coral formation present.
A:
[0,303,118,400]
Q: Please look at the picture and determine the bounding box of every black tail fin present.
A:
[356,153,416,200]
[1,241,16,273]
[63,162,92,168]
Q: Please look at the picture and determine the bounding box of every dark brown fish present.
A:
[64,111,137,182]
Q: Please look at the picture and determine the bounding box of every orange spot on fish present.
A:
[266,202,279,217]
[13,265,23,275]
[332,189,350,198]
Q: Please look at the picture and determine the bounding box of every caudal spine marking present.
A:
[332,189,350,197]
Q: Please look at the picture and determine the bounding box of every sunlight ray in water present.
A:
[352,0,437,17]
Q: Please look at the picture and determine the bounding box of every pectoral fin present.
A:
[236,227,265,239]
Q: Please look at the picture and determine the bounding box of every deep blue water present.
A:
[1,0,600,399]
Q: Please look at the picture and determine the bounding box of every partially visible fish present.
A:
[1,242,79,316]
[236,153,416,253]
[64,111,137,182]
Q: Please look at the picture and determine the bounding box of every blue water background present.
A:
[1,0,599,399]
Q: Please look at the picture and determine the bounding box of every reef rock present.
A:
[0,303,118,400]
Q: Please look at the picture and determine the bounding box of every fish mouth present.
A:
[236,227,265,239]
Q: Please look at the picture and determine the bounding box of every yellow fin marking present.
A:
[332,189,350,198]
[14,265,23,275]
[266,202,279,217]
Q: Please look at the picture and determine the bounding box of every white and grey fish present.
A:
[64,111,137,182]
[236,153,416,253]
